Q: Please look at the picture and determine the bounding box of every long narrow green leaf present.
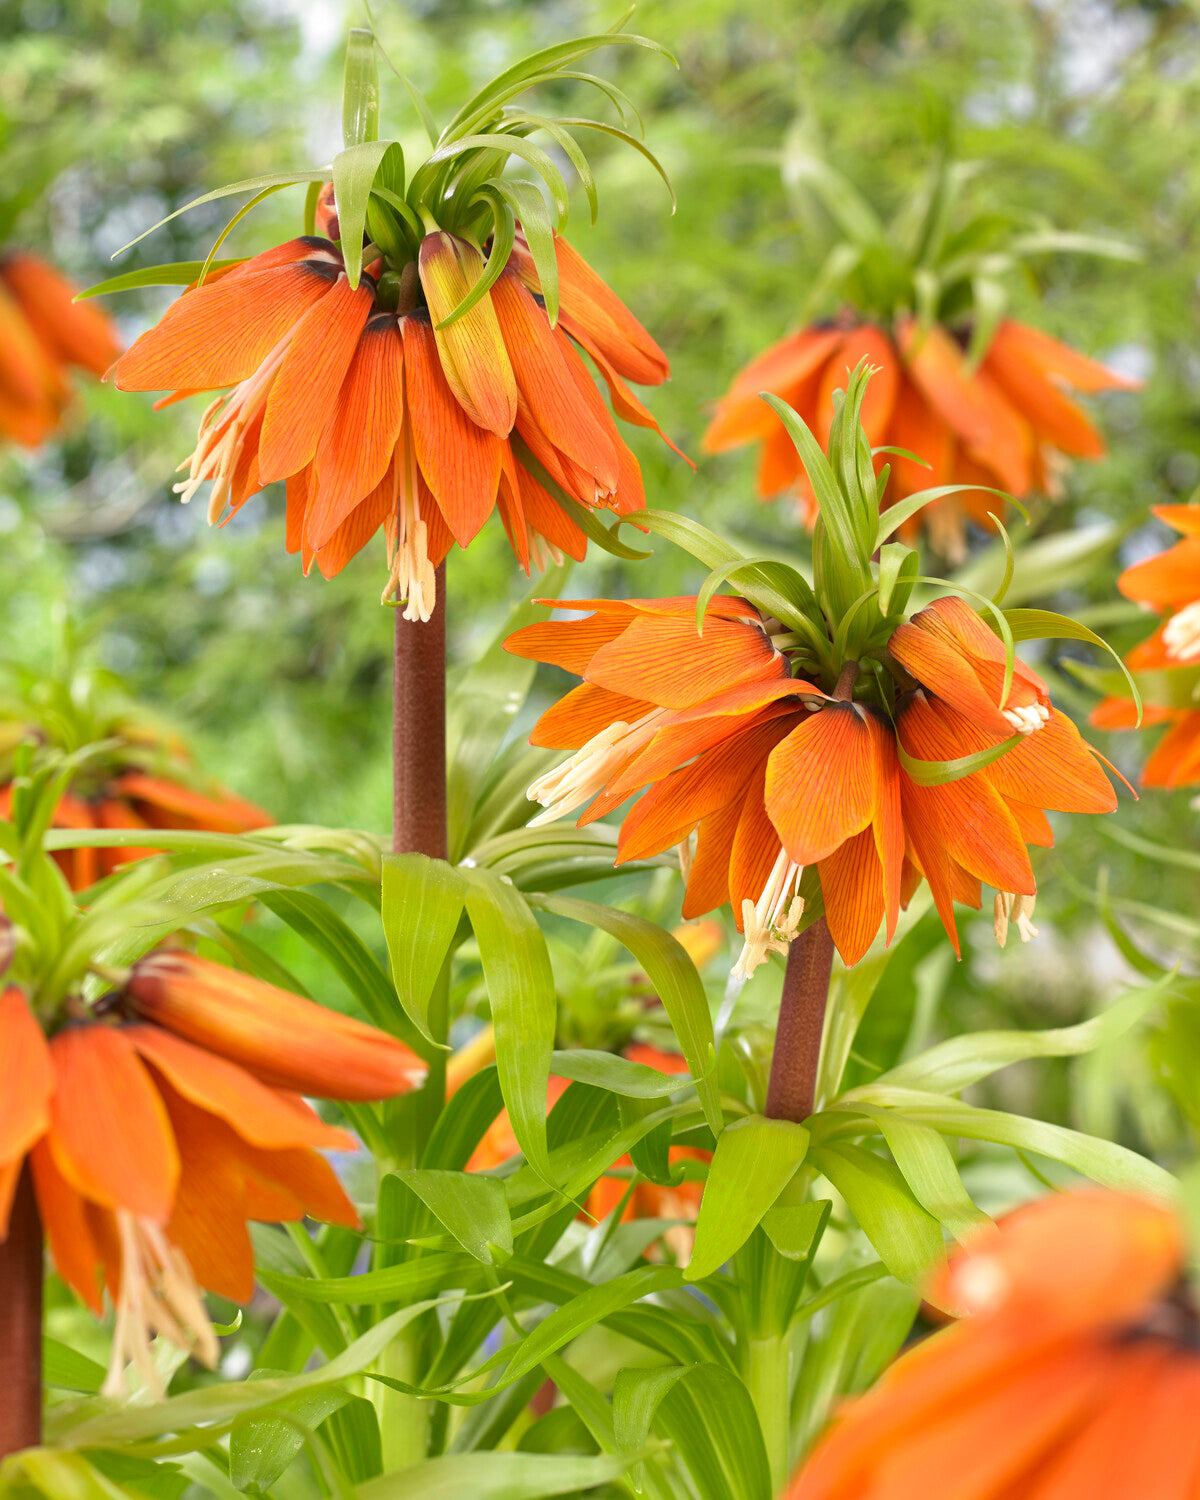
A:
[381,853,467,1044]
[111,171,329,258]
[331,140,394,288]
[686,1115,809,1281]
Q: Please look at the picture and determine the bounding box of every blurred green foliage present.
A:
[2,0,1199,1122]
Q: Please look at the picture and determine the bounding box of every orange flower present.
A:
[0,961,423,1395]
[703,318,1134,558]
[0,252,121,447]
[506,594,1121,970]
[784,1191,1192,1500]
[1092,505,1200,787]
[108,223,679,617]
[0,769,269,892]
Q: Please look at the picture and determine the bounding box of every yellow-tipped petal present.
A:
[418,231,517,439]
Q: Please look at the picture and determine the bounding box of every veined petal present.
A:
[727,761,783,918]
[702,328,844,452]
[888,621,1014,738]
[418,232,517,438]
[530,682,656,749]
[257,273,375,483]
[618,717,792,864]
[128,1024,356,1152]
[238,1138,359,1229]
[312,466,397,579]
[404,311,503,546]
[585,612,783,709]
[987,320,1139,394]
[574,331,692,465]
[608,696,801,797]
[0,987,53,1168]
[48,1024,179,1221]
[514,461,589,562]
[683,797,744,918]
[868,713,904,941]
[986,707,1117,813]
[765,703,879,865]
[534,232,668,386]
[1142,713,1200,788]
[819,829,885,965]
[505,605,633,676]
[110,255,340,392]
[306,312,405,549]
[492,270,618,488]
[815,324,899,446]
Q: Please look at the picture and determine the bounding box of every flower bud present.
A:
[124,951,425,1101]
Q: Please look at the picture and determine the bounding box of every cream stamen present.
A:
[993,891,1039,948]
[103,1212,218,1400]
[527,707,672,826]
[732,846,805,979]
[383,433,436,620]
[1001,702,1050,736]
[1163,600,1200,664]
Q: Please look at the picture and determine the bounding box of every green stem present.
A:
[375,1330,430,1471]
[746,1334,791,1495]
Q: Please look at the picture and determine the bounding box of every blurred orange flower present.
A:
[784,1190,1193,1500]
[506,594,1121,969]
[1092,505,1200,787]
[0,252,121,447]
[0,957,424,1395]
[108,224,680,617]
[703,318,1134,559]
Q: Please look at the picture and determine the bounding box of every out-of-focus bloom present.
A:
[0,252,121,447]
[506,594,1121,973]
[0,698,269,891]
[108,227,679,619]
[703,317,1134,559]
[0,959,424,1396]
[784,1190,1193,1500]
[466,1045,707,1246]
[1092,505,1200,787]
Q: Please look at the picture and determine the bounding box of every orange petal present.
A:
[531,233,668,387]
[819,829,885,965]
[608,694,802,798]
[128,1024,355,1152]
[0,987,53,1168]
[1142,712,1200,788]
[984,335,1106,458]
[986,707,1117,813]
[1118,536,1200,611]
[48,1024,179,1221]
[312,465,397,579]
[868,714,904,942]
[987,319,1138,393]
[257,272,375,483]
[505,605,632,676]
[305,311,405,548]
[30,1139,105,1312]
[573,330,692,465]
[125,950,427,1101]
[1,252,121,376]
[404,311,503,546]
[885,375,954,499]
[418,232,516,438]
[618,717,792,865]
[815,324,899,447]
[888,622,1014,738]
[110,252,339,392]
[727,761,783,919]
[492,270,617,490]
[0,282,62,406]
[530,682,657,749]
[757,417,807,500]
[765,703,879,864]
[585,612,784,710]
[515,461,589,562]
[703,328,845,452]
[115,772,269,832]
[1150,503,1200,537]
[683,797,743,917]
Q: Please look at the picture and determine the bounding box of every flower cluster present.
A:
[1093,504,1200,787]
[0,252,121,447]
[0,951,423,1396]
[704,317,1132,558]
[507,591,1119,972]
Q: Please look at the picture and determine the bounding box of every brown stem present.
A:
[833,660,859,701]
[764,918,836,1124]
[0,1164,42,1457]
[392,563,448,859]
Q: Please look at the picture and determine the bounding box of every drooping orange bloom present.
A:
[506,594,1121,970]
[0,767,269,892]
[108,223,680,617]
[0,954,424,1395]
[0,252,122,447]
[1092,505,1200,787]
[703,318,1135,558]
[784,1190,1195,1500]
